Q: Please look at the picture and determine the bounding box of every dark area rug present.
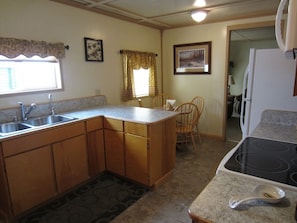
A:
[17,173,148,223]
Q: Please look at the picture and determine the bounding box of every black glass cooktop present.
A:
[224,137,297,187]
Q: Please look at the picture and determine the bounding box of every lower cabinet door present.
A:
[125,134,148,185]
[53,135,89,193]
[87,129,105,177]
[104,129,125,176]
[5,145,57,215]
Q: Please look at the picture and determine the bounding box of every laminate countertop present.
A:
[0,105,177,140]
[188,171,296,223]
[64,105,177,124]
[188,110,297,223]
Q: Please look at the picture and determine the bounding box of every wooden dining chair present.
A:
[191,96,204,144]
[152,94,170,108]
[174,102,199,153]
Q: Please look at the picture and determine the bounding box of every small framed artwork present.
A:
[173,41,211,74]
[84,37,103,62]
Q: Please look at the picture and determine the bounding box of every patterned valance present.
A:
[0,37,65,59]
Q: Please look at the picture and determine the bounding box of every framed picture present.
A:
[173,41,211,74]
[84,37,103,62]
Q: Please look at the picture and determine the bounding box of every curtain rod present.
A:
[119,50,157,56]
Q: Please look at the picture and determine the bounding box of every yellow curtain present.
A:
[121,50,158,101]
[0,37,65,59]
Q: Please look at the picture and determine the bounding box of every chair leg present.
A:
[190,133,198,153]
[195,125,202,144]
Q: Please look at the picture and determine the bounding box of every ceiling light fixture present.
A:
[193,0,206,7]
[191,10,207,23]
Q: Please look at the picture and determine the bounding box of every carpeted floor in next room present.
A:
[111,137,237,223]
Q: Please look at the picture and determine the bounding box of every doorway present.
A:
[225,22,277,142]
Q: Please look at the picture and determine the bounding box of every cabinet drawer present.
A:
[125,122,147,137]
[86,117,103,132]
[104,118,123,131]
[2,121,85,157]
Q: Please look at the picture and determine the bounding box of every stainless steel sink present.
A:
[0,122,32,135]
[0,115,76,136]
[23,115,76,127]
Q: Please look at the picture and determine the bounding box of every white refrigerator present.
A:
[240,48,297,138]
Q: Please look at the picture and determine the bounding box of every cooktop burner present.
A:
[224,137,297,187]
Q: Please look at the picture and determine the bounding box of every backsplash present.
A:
[0,95,107,123]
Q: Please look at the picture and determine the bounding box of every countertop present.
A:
[188,112,297,223]
[188,171,296,223]
[63,105,177,124]
[251,122,297,144]
[0,105,177,140]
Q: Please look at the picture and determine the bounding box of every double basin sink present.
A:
[0,115,76,136]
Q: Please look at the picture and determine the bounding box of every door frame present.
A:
[223,21,276,141]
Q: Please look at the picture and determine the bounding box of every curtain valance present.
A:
[120,50,156,70]
[0,37,65,59]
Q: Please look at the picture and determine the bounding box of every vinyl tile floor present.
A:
[112,137,238,223]
[226,117,242,143]
[0,137,237,223]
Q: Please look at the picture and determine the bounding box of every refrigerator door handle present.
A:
[240,65,250,137]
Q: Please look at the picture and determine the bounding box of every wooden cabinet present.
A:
[4,145,56,215]
[104,118,125,176]
[103,116,176,187]
[0,111,176,220]
[125,122,148,184]
[0,121,88,217]
[53,135,89,193]
[124,118,176,186]
[125,133,148,184]
[86,117,105,177]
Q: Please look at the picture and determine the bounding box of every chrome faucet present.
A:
[18,102,37,121]
[48,93,55,115]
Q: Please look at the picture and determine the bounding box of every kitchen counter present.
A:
[0,103,177,220]
[188,109,297,223]
[63,105,177,124]
[250,109,297,144]
[188,172,296,223]
[251,123,297,144]
[0,105,177,140]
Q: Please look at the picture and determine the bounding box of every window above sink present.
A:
[0,55,63,95]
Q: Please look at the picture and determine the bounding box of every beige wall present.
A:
[162,16,276,138]
[0,0,279,138]
[0,0,161,109]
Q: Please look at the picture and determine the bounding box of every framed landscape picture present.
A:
[84,37,103,62]
[174,41,211,74]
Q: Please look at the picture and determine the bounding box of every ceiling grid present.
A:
[50,0,282,30]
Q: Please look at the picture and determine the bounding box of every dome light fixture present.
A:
[193,0,206,7]
[191,10,208,23]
